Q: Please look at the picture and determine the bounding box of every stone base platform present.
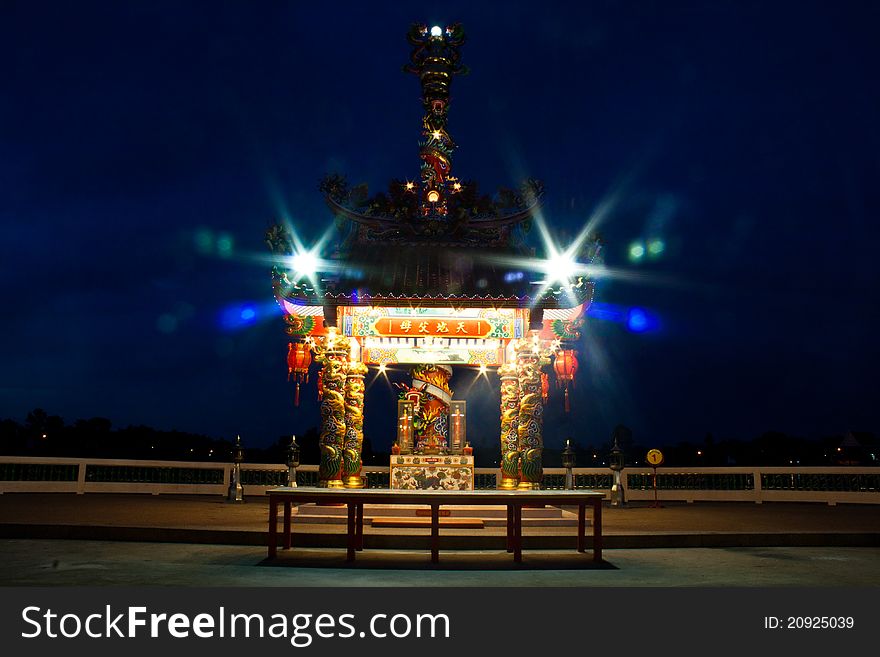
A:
[292,503,582,528]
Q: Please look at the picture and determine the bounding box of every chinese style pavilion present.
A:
[266,23,600,491]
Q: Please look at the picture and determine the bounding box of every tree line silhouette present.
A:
[1,410,875,467]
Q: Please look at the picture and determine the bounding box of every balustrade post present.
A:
[76,460,87,494]
[226,435,245,503]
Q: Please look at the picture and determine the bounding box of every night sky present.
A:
[2,1,878,453]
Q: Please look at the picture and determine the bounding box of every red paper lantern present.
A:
[287,342,312,407]
[553,348,579,413]
[541,372,550,404]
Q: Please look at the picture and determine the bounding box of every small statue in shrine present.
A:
[394,364,453,454]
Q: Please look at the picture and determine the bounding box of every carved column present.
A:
[342,361,368,488]
[498,363,520,489]
[316,333,350,488]
[515,340,544,489]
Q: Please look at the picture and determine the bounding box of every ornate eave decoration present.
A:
[321,175,543,248]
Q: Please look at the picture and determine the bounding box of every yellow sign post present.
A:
[646,449,664,508]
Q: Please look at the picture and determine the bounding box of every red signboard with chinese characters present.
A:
[374,317,494,338]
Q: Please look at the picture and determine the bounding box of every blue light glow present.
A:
[219,301,279,331]
[587,302,625,322]
[589,302,660,334]
[627,308,648,332]
[626,307,661,333]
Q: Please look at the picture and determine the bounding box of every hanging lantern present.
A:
[553,348,579,413]
[287,341,312,407]
[541,371,550,404]
[316,367,324,402]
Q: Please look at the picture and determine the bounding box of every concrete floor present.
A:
[2,494,879,543]
[1,494,878,587]
[2,539,879,587]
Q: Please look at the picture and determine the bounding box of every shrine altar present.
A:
[390,454,474,490]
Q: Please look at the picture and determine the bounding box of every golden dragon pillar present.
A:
[316,332,350,488]
[498,363,521,489]
[515,339,544,489]
[342,361,368,488]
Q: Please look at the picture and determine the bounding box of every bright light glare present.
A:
[479,363,488,375]
[547,252,578,282]
[430,25,442,37]
[378,363,387,374]
[531,213,591,298]
[629,243,645,260]
[648,239,665,255]
[291,251,318,276]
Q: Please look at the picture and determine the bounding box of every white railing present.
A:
[615,466,880,505]
[0,457,878,505]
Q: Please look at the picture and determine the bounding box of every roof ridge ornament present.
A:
[403,23,468,219]
[315,23,543,247]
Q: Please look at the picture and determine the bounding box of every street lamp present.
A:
[227,435,245,503]
[562,438,576,490]
[286,435,301,488]
[609,435,626,507]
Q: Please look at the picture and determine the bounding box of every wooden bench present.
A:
[266,488,604,564]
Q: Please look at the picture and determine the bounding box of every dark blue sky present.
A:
[2,0,878,452]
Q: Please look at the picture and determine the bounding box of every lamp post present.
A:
[562,438,576,490]
[286,435,301,488]
[609,435,626,507]
[227,435,245,503]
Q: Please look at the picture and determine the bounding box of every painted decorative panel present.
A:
[390,455,475,490]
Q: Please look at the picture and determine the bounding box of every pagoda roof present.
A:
[282,245,593,310]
